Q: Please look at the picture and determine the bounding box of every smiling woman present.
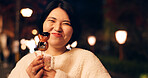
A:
[43,7,73,49]
[8,0,111,78]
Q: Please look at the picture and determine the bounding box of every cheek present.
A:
[64,27,73,37]
[43,22,53,32]
[43,22,47,32]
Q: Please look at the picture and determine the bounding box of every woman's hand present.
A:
[26,55,44,78]
[42,56,56,78]
[42,69,56,78]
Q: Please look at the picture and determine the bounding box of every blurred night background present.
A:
[0,0,148,78]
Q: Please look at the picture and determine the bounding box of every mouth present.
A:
[52,33,62,37]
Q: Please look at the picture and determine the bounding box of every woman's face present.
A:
[43,7,73,48]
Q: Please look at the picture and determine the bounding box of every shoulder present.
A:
[69,48,99,63]
[71,48,102,61]
[70,48,92,54]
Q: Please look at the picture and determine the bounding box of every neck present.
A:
[45,46,66,56]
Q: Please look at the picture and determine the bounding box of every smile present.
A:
[52,33,62,37]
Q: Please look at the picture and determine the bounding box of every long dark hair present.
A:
[38,0,81,44]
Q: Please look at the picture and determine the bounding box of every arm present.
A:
[8,53,35,78]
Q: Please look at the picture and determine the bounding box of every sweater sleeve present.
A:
[82,52,111,78]
[8,53,35,78]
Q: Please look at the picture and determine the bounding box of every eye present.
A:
[63,22,71,26]
[48,20,55,23]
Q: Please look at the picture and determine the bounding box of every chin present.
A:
[50,41,66,47]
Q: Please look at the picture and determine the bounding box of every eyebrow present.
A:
[63,20,70,23]
[47,17,57,20]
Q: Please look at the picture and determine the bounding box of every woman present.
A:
[8,0,111,78]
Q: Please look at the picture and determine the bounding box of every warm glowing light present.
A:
[34,36,39,45]
[71,41,77,48]
[0,33,7,48]
[3,49,10,59]
[20,39,26,45]
[115,30,127,44]
[20,38,37,53]
[12,40,19,53]
[0,15,3,33]
[25,39,36,53]
[66,44,71,50]
[25,40,35,48]
[20,39,27,50]
[21,44,26,50]
[20,8,33,17]
[32,29,38,35]
[88,36,96,46]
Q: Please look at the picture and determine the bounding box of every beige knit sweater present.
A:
[8,48,111,78]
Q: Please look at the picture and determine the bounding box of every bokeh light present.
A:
[88,36,96,46]
[71,41,77,48]
[115,30,127,44]
[20,39,37,53]
[21,44,26,50]
[20,8,33,17]
[34,35,39,45]
[66,44,71,50]
[32,29,38,35]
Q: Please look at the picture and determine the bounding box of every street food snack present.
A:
[38,32,49,51]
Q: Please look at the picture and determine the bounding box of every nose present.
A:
[53,22,62,33]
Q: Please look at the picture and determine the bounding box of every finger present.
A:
[44,66,50,71]
[26,56,43,77]
[35,55,43,61]
[43,69,56,77]
[31,56,43,67]
[35,69,44,78]
[36,59,44,65]
[42,76,48,78]
[26,67,34,78]
[42,76,47,78]
[35,51,44,57]
[43,70,48,76]
[32,63,44,72]
[28,63,43,77]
